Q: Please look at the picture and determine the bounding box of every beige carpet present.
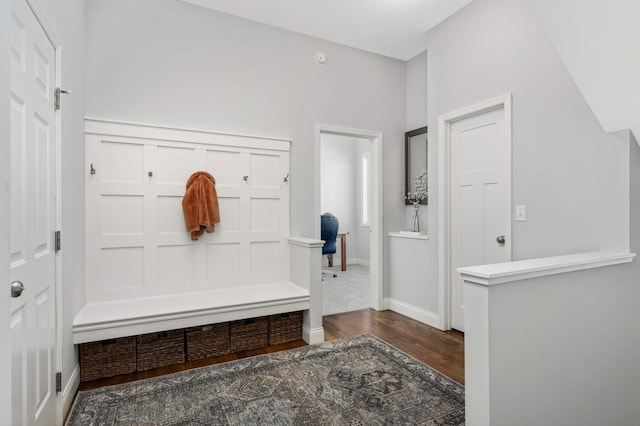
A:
[322,263,371,316]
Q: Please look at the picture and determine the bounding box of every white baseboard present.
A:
[384,298,443,330]
[62,364,80,420]
[303,326,325,345]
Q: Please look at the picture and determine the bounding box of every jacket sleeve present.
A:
[182,178,201,234]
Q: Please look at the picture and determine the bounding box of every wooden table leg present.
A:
[328,254,333,267]
[340,234,347,271]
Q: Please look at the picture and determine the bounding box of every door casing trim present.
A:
[437,93,512,330]
[315,124,384,311]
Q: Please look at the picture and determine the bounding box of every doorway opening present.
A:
[315,124,383,314]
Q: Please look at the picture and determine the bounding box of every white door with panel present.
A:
[451,107,510,332]
[10,0,58,424]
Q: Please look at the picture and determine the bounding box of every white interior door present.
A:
[10,0,58,423]
[451,106,510,331]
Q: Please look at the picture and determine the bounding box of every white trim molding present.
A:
[85,118,291,152]
[459,251,636,286]
[62,364,80,420]
[384,298,441,330]
[388,231,429,240]
[315,124,384,311]
[288,237,324,248]
[438,93,512,330]
[303,326,325,345]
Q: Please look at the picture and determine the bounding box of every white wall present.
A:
[1,0,12,421]
[425,0,630,308]
[85,0,406,245]
[483,259,640,425]
[406,49,428,131]
[527,0,640,141]
[36,0,86,409]
[465,126,639,421]
[431,0,640,421]
[320,134,370,264]
[388,237,436,314]
[388,46,436,316]
[355,139,371,263]
[321,134,357,238]
[404,50,429,233]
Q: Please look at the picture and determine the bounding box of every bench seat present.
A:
[73,282,310,344]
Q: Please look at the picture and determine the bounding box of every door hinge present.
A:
[55,230,61,252]
[54,87,71,110]
[55,372,62,394]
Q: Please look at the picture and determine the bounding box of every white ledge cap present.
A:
[388,231,429,240]
[458,251,635,286]
[288,237,325,248]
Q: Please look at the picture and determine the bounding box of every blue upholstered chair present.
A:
[321,213,339,270]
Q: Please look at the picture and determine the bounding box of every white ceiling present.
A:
[181,0,474,61]
[181,0,640,141]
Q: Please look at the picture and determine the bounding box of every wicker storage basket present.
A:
[230,317,268,352]
[79,336,136,382]
[268,311,303,345]
[185,322,231,361]
[136,329,185,371]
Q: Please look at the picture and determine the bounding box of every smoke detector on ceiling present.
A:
[315,52,327,64]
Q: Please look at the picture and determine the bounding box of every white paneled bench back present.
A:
[74,119,322,345]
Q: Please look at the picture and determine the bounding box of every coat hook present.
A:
[148,171,153,177]
[90,163,96,175]
[283,173,289,183]
[243,175,249,182]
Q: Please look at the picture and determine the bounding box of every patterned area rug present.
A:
[67,334,465,425]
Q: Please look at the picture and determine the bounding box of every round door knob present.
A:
[496,235,506,245]
[11,280,24,298]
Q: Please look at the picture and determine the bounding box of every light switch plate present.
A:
[515,205,526,222]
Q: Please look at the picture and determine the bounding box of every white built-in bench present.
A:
[73,237,325,345]
[72,282,310,344]
[76,119,326,346]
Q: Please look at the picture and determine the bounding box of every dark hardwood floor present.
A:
[323,309,464,384]
[78,309,464,393]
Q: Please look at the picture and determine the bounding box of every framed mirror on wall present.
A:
[405,126,428,205]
